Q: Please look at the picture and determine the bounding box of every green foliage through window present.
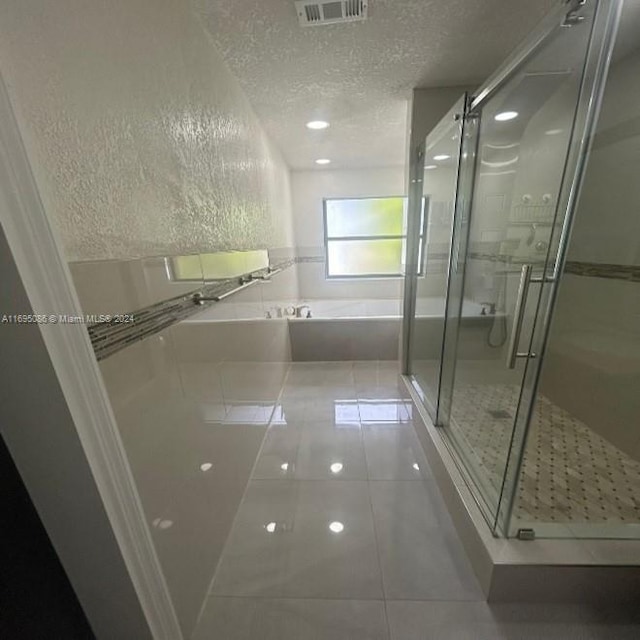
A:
[324,197,422,278]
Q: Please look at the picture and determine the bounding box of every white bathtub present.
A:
[185,296,486,322]
[182,296,494,361]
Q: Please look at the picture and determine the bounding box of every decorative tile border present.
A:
[564,261,640,282]
[462,253,639,282]
[467,252,548,267]
[88,255,637,361]
[88,258,295,361]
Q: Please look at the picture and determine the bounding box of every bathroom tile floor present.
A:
[449,382,640,525]
[190,362,640,639]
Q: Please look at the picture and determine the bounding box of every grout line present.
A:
[189,361,292,638]
[357,362,394,635]
[365,462,392,638]
[205,593,486,603]
[249,477,428,482]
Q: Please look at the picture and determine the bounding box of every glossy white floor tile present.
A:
[295,423,368,480]
[251,422,301,480]
[279,396,361,424]
[370,481,483,600]
[281,362,357,399]
[363,424,431,480]
[209,481,295,597]
[253,421,367,481]
[359,399,413,423]
[212,480,384,599]
[353,360,403,388]
[192,597,389,640]
[110,354,635,640]
[386,601,640,640]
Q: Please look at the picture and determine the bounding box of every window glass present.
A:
[324,197,418,278]
[325,198,406,237]
[327,239,404,277]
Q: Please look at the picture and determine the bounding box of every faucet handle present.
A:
[480,301,496,315]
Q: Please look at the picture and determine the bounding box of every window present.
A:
[168,250,269,281]
[323,196,424,278]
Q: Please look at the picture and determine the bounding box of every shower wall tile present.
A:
[171,319,292,363]
[261,266,300,305]
[564,48,640,267]
[296,262,402,301]
[529,45,640,537]
[69,259,147,317]
[540,275,640,461]
[69,256,202,317]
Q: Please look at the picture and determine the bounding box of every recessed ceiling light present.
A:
[264,522,277,533]
[315,158,331,165]
[424,164,437,170]
[329,521,344,533]
[495,111,519,122]
[200,462,213,472]
[280,462,289,472]
[306,120,330,130]
[330,462,343,474]
[433,154,450,161]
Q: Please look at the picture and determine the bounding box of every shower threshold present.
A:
[403,376,640,603]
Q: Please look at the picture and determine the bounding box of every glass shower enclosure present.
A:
[403,0,638,539]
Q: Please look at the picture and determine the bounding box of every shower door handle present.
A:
[506,264,533,369]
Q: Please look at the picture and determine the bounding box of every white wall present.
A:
[291,166,406,300]
[406,86,475,181]
[0,0,294,262]
[0,226,154,640]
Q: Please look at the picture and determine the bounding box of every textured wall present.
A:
[194,0,556,170]
[0,0,293,261]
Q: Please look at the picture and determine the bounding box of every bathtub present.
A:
[286,298,491,360]
[180,297,495,362]
[183,297,486,322]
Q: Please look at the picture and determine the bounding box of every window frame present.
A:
[322,196,425,280]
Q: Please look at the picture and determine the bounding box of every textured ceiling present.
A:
[194,0,558,170]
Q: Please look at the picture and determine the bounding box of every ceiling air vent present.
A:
[295,0,368,27]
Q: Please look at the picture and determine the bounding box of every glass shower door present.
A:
[508,0,640,539]
[438,0,618,523]
[407,95,467,418]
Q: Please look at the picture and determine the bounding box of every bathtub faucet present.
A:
[295,305,312,318]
